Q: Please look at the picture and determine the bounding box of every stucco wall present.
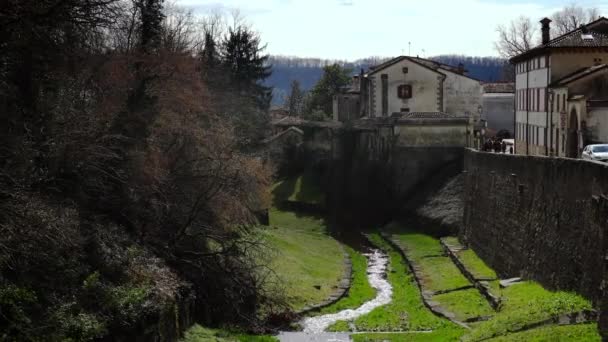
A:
[443,70,483,118]
[394,124,468,147]
[483,93,514,134]
[462,149,608,320]
[369,60,442,117]
[587,107,608,143]
[552,52,608,81]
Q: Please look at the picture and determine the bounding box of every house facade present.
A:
[333,56,483,121]
[511,17,608,157]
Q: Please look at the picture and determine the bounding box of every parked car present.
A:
[582,144,608,163]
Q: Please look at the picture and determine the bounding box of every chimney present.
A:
[541,17,552,45]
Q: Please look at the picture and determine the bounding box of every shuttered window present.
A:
[397,84,412,99]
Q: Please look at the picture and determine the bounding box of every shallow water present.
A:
[299,249,393,334]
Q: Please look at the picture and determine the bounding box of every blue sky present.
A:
[176,0,608,59]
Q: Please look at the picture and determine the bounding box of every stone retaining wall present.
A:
[461,149,608,337]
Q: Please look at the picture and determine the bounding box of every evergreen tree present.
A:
[137,0,165,53]
[305,64,351,116]
[286,80,304,116]
[221,26,272,110]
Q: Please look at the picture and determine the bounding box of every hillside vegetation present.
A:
[0,0,279,340]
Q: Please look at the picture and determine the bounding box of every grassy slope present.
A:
[263,208,344,311]
[181,325,277,342]
[313,246,376,315]
[329,233,465,338]
[457,249,498,280]
[463,282,596,341]
[385,223,600,341]
[272,172,325,206]
[432,289,495,321]
[263,174,344,311]
[352,330,465,342]
[387,229,470,293]
[485,324,601,342]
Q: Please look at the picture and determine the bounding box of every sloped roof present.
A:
[368,56,445,77]
[510,17,608,63]
[550,64,608,86]
[402,112,453,119]
[483,82,515,93]
[546,30,608,48]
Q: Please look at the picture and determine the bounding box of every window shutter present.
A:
[398,84,412,99]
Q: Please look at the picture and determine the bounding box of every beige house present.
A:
[511,17,608,157]
[333,56,483,121]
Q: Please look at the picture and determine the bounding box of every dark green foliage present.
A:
[137,0,165,52]
[0,0,276,340]
[305,64,351,117]
[221,26,272,110]
[285,80,305,116]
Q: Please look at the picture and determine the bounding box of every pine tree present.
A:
[286,80,304,116]
[305,64,351,116]
[221,26,272,110]
[137,0,165,53]
[200,32,225,89]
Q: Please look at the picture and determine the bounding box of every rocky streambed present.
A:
[279,249,392,341]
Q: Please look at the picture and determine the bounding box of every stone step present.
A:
[499,277,523,288]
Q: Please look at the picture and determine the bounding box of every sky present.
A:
[175,0,608,60]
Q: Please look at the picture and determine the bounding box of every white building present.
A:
[333,56,483,122]
[511,17,608,157]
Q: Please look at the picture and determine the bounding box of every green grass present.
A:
[352,329,465,342]
[380,222,600,341]
[313,246,376,315]
[262,208,344,311]
[181,325,277,342]
[272,172,325,206]
[457,249,498,280]
[485,280,502,299]
[485,323,601,342]
[432,288,495,321]
[385,228,470,293]
[462,282,596,341]
[416,256,471,292]
[328,233,464,337]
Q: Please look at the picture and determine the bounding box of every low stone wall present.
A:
[461,149,608,337]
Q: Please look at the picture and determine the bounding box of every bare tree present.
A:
[495,16,536,59]
[552,4,600,35]
[495,4,600,59]
[162,2,202,53]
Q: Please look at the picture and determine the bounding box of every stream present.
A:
[279,249,392,341]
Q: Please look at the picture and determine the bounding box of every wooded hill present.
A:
[266,55,509,105]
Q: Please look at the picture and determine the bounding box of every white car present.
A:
[582,144,608,163]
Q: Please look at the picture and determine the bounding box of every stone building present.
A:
[511,17,608,157]
[333,56,483,122]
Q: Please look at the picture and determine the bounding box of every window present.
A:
[400,108,410,112]
[402,67,409,74]
[381,74,389,116]
[397,84,412,99]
